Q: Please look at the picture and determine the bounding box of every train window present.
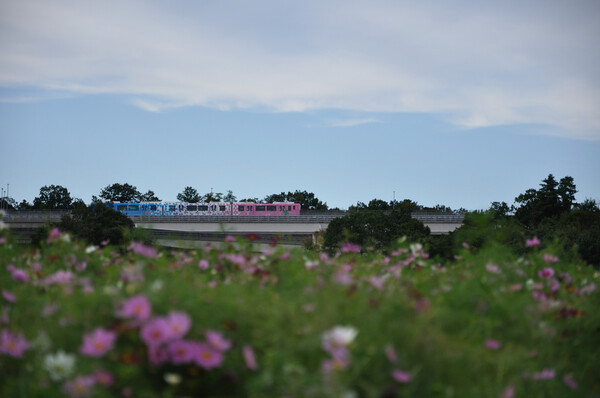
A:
[150,205,157,211]
[199,205,208,211]
[168,205,176,211]
[238,205,245,211]
[187,205,197,211]
[288,206,292,211]
[267,205,276,211]
[117,205,127,211]
[256,205,266,211]
[219,205,226,211]
[129,205,139,211]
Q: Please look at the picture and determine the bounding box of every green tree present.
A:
[324,204,429,251]
[202,190,223,203]
[140,190,160,202]
[223,190,237,203]
[177,187,201,203]
[264,190,328,211]
[100,183,141,203]
[17,200,33,210]
[59,203,135,246]
[32,185,73,210]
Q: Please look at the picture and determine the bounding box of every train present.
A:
[109,202,301,216]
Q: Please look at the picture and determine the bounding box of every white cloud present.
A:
[0,0,599,139]
[327,118,381,128]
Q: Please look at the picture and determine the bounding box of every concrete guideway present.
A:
[2,212,464,245]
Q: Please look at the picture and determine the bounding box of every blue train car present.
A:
[111,202,163,216]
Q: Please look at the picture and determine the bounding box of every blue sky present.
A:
[1,0,599,210]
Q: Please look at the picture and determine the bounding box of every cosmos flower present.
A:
[485,339,502,350]
[538,267,555,279]
[525,237,541,247]
[0,329,29,358]
[44,351,76,381]
[140,318,171,347]
[193,342,224,370]
[206,330,231,352]
[243,345,259,370]
[63,374,96,398]
[392,369,412,383]
[165,311,192,340]
[118,295,151,321]
[80,328,116,357]
[167,340,196,364]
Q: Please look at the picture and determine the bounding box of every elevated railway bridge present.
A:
[2,211,464,248]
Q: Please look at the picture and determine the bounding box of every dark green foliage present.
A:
[59,203,135,246]
[140,190,160,201]
[32,185,73,210]
[177,186,201,203]
[553,207,600,266]
[100,183,142,203]
[324,209,430,251]
[514,174,577,228]
[264,190,328,211]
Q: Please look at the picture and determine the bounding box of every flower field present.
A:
[1,228,599,397]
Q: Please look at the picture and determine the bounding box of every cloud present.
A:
[0,0,599,139]
[327,118,381,128]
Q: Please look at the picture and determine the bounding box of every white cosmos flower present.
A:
[44,351,76,381]
[322,326,358,347]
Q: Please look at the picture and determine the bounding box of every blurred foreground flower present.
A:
[44,351,76,381]
[80,328,116,357]
[0,329,29,358]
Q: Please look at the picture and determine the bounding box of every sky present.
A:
[1,0,599,211]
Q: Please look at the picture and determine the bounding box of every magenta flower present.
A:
[0,329,29,358]
[243,345,259,370]
[165,311,191,340]
[93,370,114,387]
[538,267,555,279]
[532,368,556,380]
[485,264,500,274]
[341,242,361,253]
[385,345,398,363]
[525,236,541,247]
[392,369,412,383]
[369,275,387,290]
[563,374,578,390]
[198,259,209,270]
[499,384,515,398]
[47,227,61,243]
[147,344,169,365]
[206,330,231,352]
[11,268,29,283]
[543,253,559,263]
[80,328,116,357]
[322,356,349,372]
[128,242,158,258]
[45,270,74,285]
[119,295,151,321]
[2,290,15,303]
[141,318,172,346]
[193,342,224,369]
[168,340,196,364]
[485,339,502,350]
[63,374,96,397]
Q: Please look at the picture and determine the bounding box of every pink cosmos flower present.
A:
[531,368,556,380]
[243,345,259,370]
[198,259,209,270]
[168,340,196,364]
[485,339,502,350]
[11,268,29,283]
[563,374,578,390]
[543,253,559,263]
[499,384,515,398]
[341,242,361,253]
[385,345,398,363]
[538,267,555,279]
[47,228,61,243]
[80,328,116,357]
[2,290,15,303]
[0,237,6,244]
[93,370,114,387]
[525,236,541,247]
[206,330,231,352]
[128,242,157,258]
[45,270,74,285]
[63,374,96,398]
[119,295,151,321]
[147,344,169,365]
[369,275,387,290]
[224,235,235,242]
[392,369,412,383]
[193,342,224,369]
[322,356,349,372]
[0,329,29,358]
[140,318,171,346]
[165,311,191,340]
[485,264,500,274]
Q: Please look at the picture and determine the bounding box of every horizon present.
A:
[1,1,599,211]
